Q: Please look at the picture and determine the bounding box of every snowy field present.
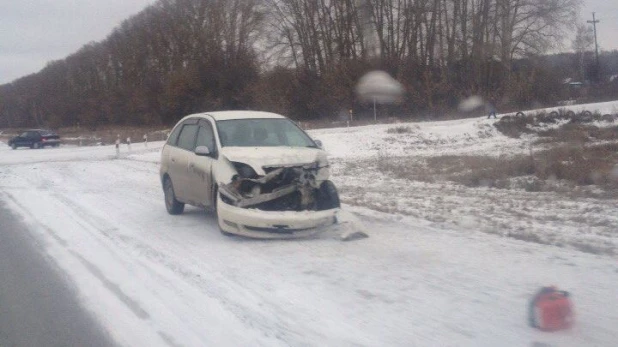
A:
[1,102,617,346]
[324,102,618,256]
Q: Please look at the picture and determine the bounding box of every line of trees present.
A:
[0,0,588,129]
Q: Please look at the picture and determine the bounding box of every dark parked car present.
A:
[8,129,61,149]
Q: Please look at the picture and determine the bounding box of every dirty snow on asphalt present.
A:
[1,102,617,346]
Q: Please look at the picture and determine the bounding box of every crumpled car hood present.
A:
[219,146,328,174]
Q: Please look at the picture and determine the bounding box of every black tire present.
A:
[316,180,341,210]
[163,177,185,215]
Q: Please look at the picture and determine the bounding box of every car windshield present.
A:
[216,118,316,148]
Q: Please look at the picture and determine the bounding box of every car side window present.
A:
[167,125,183,146]
[176,124,199,151]
[196,123,216,152]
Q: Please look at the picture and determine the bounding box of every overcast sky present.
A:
[0,0,155,85]
[0,0,617,85]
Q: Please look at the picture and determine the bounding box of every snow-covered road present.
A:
[0,125,617,346]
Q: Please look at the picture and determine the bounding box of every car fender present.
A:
[212,154,238,186]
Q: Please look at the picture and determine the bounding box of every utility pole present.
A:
[373,97,376,122]
[587,12,600,82]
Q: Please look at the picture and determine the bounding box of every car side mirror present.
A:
[195,145,211,156]
[314,139,323,149]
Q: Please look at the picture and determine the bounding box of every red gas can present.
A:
[528,287,574,331]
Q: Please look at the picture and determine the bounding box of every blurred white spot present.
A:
[459,96,485,112]
[356,71,404,103]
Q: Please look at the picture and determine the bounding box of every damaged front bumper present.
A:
[217,195,339,239]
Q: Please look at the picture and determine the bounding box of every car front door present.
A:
[15,132,29,146]
[188,120,217,207]
[168,122,199,202]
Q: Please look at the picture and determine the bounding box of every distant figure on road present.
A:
[487,102,497,119]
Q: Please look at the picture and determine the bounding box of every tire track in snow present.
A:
[70,250,151,320]
[2,192,70,247]
[28,160,385,345]
[2,161,304,345]
[49,185,319,345]
[2,191,150,320]
[0,174,193,346]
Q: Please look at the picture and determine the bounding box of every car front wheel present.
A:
[163,177,185,215]
[316,180,341,210]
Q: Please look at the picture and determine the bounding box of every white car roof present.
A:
[184,111,286,122]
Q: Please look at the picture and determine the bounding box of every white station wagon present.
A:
[160,111,340,238]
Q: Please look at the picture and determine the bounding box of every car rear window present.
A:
[39,130,57,136]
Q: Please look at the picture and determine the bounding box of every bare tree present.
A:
[572,23,594,80]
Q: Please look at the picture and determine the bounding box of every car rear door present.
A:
[187,120,217,207]
[29,131,42,145]
[167,120,199,202]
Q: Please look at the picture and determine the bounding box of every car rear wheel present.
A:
[163,177,185,215]
[32,142,40,149]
